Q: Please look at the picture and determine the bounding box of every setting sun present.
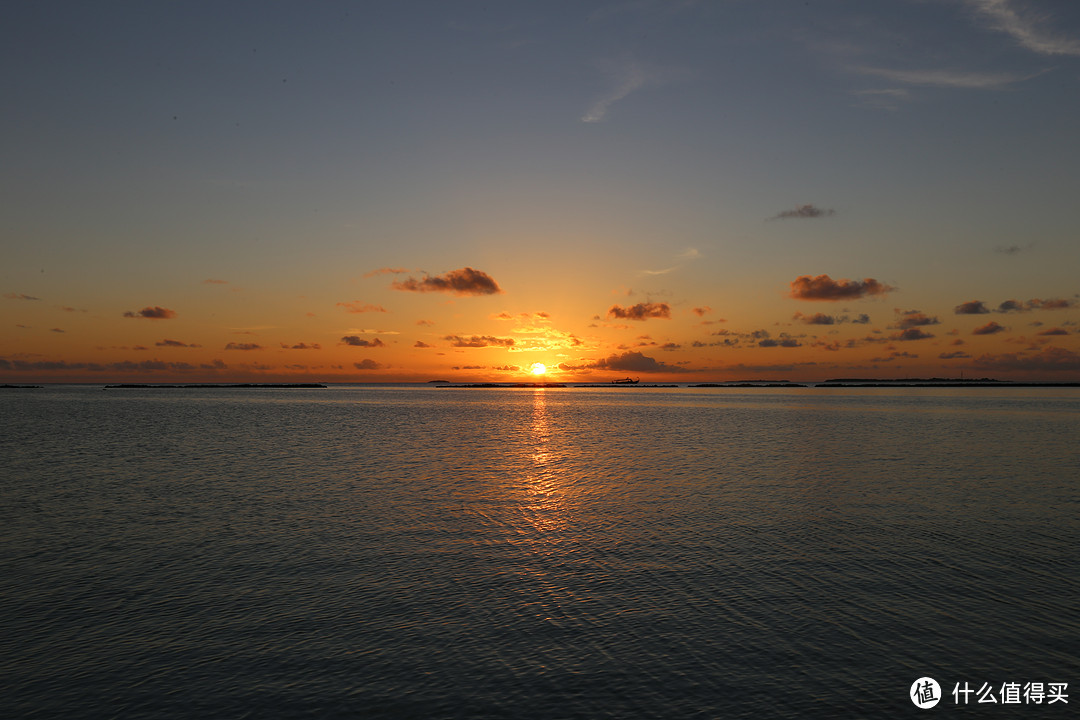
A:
[530,363,547,376]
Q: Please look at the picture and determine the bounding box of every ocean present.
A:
[2,384,1077,718]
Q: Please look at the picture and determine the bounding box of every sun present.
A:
[529,362,547,376]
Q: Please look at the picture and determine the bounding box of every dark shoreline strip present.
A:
[815,382,1080,388]
[103,383,327,389]
[436,383,567,388]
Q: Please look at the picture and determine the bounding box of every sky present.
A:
[3,0,1080,383]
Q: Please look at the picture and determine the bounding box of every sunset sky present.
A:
[3,0,1080,382]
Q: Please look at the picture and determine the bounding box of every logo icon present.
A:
[911,677,941,709]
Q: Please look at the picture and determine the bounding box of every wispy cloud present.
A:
[344,328,399,335]
[641,247,701,276]
[852,88,911,110]
[337,301,387,314]
[965,0,1080,56]
[364,267,410,278]
[4,292,40,301]
[582,57,678,123]
[852,65,1038,88]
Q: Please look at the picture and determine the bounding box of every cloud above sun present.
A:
[608,302,671,321]
[444,335,515,348]
[390,267,503,296]
[587,350,688,374]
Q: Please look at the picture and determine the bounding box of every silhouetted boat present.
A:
[611,377,639,385]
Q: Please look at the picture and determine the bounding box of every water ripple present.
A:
[1,386,1077,718]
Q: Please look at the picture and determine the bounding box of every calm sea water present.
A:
[2,385,1077,718]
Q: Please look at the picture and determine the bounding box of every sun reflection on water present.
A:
[521,389,569,536]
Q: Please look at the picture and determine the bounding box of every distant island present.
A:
[576,384,682,388]
[691,383,807,388]
[822,377,1000,384]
